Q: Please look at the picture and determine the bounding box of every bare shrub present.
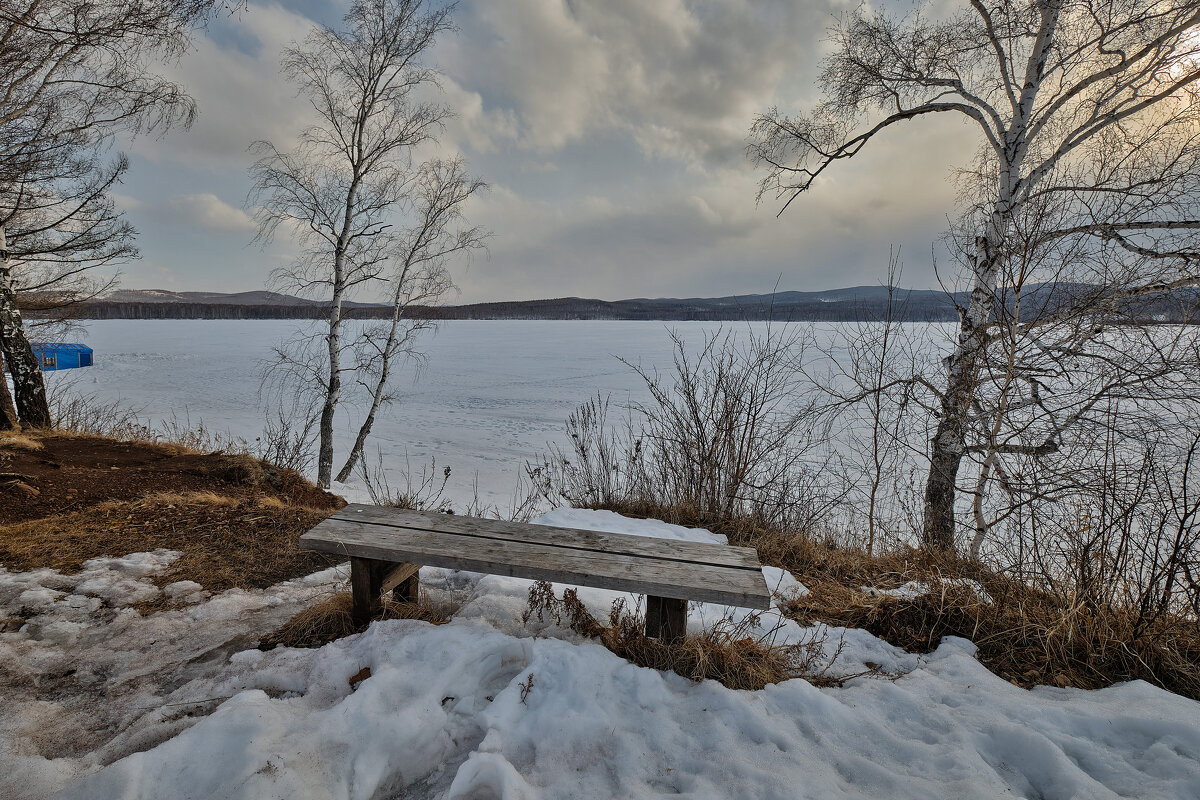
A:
[539,325,841,534]
[254,396,319,474]
[359,450,454,512]
[358,447,551,521]
[982,413,1200,643]
[45,379,326,476]
[48,379,149,440]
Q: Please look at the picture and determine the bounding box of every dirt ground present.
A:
[0,431,346,594]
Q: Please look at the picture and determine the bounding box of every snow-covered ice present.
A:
[49,320,711,509]
[2,510,1197,800]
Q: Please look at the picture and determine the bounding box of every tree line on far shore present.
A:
[28,289,1200,324]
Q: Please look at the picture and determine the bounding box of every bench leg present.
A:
[645,596,687,643]
[350,558,421,624]
[392,571,419,604]
[350,557,387,625]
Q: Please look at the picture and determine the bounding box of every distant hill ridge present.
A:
[81,286,963,321]
[45,284,1198,322]
[100,289,385,307]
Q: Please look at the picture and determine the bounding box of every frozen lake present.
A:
[47,319,750,508]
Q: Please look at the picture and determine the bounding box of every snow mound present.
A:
[51,623,1200,800]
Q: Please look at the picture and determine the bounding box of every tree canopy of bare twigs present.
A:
[251,0,486,487]
[0,0,234,428]
[751,0,1200,552]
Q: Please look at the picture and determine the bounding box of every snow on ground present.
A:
[2,511,1198,800]
[861,579,993,604]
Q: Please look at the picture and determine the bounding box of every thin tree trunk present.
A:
[334,364,386,483]
[0,353,18,431]
[923,225,1005,551]
[317,276,344,488]
[336,272,411,483]
[0,226,50,428]
[970,452,996,559]
[923,0,1058,552]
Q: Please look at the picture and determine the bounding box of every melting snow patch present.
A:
[861,579,994,604]
[763,565,808,600]
[862,580,930,600]
[533,507,728,544]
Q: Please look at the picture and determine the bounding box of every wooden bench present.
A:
[299,504,772,642]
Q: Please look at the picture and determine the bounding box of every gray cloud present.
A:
[438,0,842,167]
[156,193,257,234]
[110,0,982,302]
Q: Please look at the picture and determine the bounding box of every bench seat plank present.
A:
[301,511,771,610]
[328,505,762,570]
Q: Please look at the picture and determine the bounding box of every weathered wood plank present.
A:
[301,516,771,609]
[380,562,420,595]
[330,504,761,571]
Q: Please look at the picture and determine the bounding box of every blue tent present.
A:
[31,343,93,371]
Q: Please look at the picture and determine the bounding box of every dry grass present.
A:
[740,521,1200,698]
[0,431,42,451]
[1,427,347,601]
[259,591,452,650]
[583,501,1200,700]
[521,581,842,691]
[0,490,339,593]
[788,576,1200,697]
[121,491,241,510]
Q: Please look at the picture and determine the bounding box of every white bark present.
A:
[0,224,49,427]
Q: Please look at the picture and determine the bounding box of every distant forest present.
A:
[25,286,1200,324]
[65,296,962,322]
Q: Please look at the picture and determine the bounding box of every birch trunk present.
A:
[317,285,343,488]
[922,228,1004,550]
[920,0,1059,550]
[335,273,411,483]
[0,353,18,430]
[0,226,50,428]
[316,170,360,488]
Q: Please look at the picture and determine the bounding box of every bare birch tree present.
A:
[0,0,232,427]
[752,0,1200,551]
[335,157,485,482]
[251,0,483,488]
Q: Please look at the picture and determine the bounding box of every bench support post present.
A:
[389,567,420,604]
[645,595,686,643]
[350,558,421,624]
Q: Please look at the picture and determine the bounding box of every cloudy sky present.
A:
[113,0,978,303]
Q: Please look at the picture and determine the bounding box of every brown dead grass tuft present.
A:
[0,431,42,451]
[789,576,1200,698]
[0,495,339,594]
[521,581,846,691]
[584,501,1200,700]
[258,591,452,650]
[137,491,241,509]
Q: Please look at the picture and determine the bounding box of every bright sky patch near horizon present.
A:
[112,0,975,304]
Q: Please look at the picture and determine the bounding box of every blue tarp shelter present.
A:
[31,343,93,371]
